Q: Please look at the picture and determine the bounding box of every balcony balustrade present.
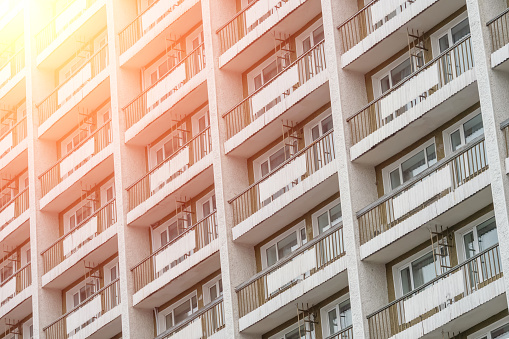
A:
[0,263,31,307]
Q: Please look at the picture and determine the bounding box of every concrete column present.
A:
[106,0,154,337]
[320,0,389,337]
[465,0,509,305]
[200,0,259,337]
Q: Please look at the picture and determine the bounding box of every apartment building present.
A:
[1,0,509,338]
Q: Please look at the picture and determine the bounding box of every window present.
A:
[437,17,470,54]
[197,191,217,220]
[462,217,498,260]
[269,322,315,339]
[160,293,198,332]
[468,317,509,339]
[72,278,100,309]
[261,222,307,269]
[299,23,324,55]
[203,275,223,305]
[68,199,95,232]
[321,297,352,338]
[151,125,187,168]
[383,140,437,192]
[157,215,192,250]
[446,112,484,153]
[312,199,342,236]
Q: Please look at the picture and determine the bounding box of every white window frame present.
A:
[191,106,210,136]
[303,108,333,145]
[66,276,100,313]
[186,27,204,53]
[100,178,115,204]
[253,141,296,182]
[268,320,315,339]
[246,53,290,95]
[158,291,198,334]
[22,319,33,339]
[319,294,351,338]
[381,138,437,194]
[152,212,192,251]
[442,109,483,155]
[295,20,324,56]
[148,122,187,169]
[454,211,496,264]
[196,190,216,221]
[311,198,342,237]
[142,43,183,90]
[63,193,97,234]
[260,220,307,270]
[430,11,469,58]
[468,315,509,339]
[202,274,222,305]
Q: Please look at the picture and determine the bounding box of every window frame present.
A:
[295,20,324,57]
[303,108,333,146]
[202,274,223,305]
[430,11,469,58]
[148,122,188,169]
[152,212,192,252]
[268,320,315,339]
[442,109,483,155]
[196,190,216,221]
[319,294,351,338]
[468,316,509,339]
[311,198,342,237]
[260,220,307,270]
[381,138,437,194]
[454,211,496,264]
[158,291,198,334]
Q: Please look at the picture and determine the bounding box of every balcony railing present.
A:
[501,119,509,157]
[229,129,335,226]
[35,0,98,55]
[124,43,205,129]
[326,325,353,339]
[358,137,487,246]
[36,44,109,126]
[0,187,29,233]
[0,263,31,306]
[131,212,218,292]
[156,297,225,339]
[119,0,189,54]
[0,116,27,158]
[39,120,112,197]
[43,278,120,339]
[487,8,509,52]
[337,0,417,54]
[347,35,474,146]
[41,199,117,274]
[0,35,25,88]
[236,226,344,317]
[367,245,502,339]
[223,40,326,139]
[127,127,211,211]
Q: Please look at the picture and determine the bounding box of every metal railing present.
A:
[216,0,305,53]
[0,116,27,158]
[127,127,211,211]
[337,0,415,54]
[326,325,353,339]
[0,263,31,306]
[123,43,205,129]
[347,35,474,145]
[367,245,502,339]
[43,278,120,339]
[0,35,25,88]
[223,40,326,139]
[156,297,225,339]
[501,119,509,157]
[131,212,218,292]
[39,120,112,197]
[35,0,98,54]
[41,199,117,273]
[229,129,335,226]
[487,8,509,52]
[0,187,29,233]
[36,44,109,125]
[118,0,188,54]
[236,226,344,317]
[357,137,487,245]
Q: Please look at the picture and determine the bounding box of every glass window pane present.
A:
[390,58,412,86]
[285,326,305,339]
[312,25,324,45]
[261,161,269,177]
[401,150,426,183]
[477,218,498,252]
[209,285,217,301]
[439,35,450,53]
[380,75,391,94]
[411,252,436,289]
[302,37,311,53]
[156,149,163,164]
[329,204,342,227]
[269,148,286,171]
[450,130,462,152]
[317,211,330,234]
[300,228,307,245]
[338,299,352,329]
[254,74,263,91]
[311,126,320,141]
[321,115,333,134]
[167,222,179,242]
[390,169,401,190]
[266,245,277,267]
[277,232,299,260]
[173,300,192,324]
[463,231,476,259]
[491,323,509,338]
[451,18,470,44]
[262,61,278,84]
[327,309,338,335]
[400,267,412,295]
[463,114,484,144]
[165,314,173,329]
[426,144,437,166]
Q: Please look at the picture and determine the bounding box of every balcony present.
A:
[0,116,28,173]
[0,188,29,250]
[223,41,329,157]
[368,245,505,338]
[337,0,465,72]
[43,279,122,339]
[236,226,346,333]
[124,44,207,144]
[41,199,117,288]
[156,298,225,339]
[0,263,31,320]
[328,326,353,339]
[37,44,109,139]
[34,0,106,68]
[216,0,321,71]
[358,138,491,262]
[488,8,509,70]
[348,36,477,164]
[39,121,113,211]
[132,212,219,308]
[230,130,337,244]
[118,0,202,68]
[0,35,25,103]
[126,127,213,226]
